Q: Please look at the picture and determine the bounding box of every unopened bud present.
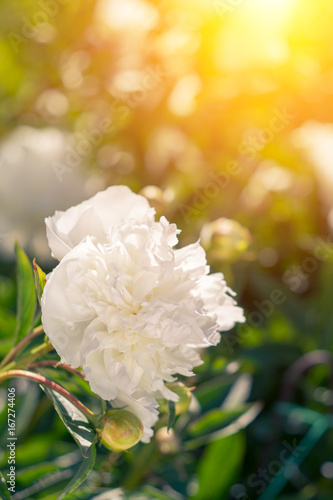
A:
[200,218,251,262]
[156,426,180,455]
[158,382,192,415]
[99,409,143,452]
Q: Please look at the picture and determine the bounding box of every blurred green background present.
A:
[0,0,333,498]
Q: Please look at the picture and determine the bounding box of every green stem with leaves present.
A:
[0,337,53,375]
[0,369,95,422]
[0,324,45,370]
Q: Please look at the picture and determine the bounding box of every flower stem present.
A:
[0,325,45,369]
[123,440,158,490]
[0,369,95,421]
[28,360,86,379]
[0,340,54,375]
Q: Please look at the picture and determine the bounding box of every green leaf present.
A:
[222,373,252,408]
[195,373,239,411]
[40,385,95,458]
[56,444,96,500]
[0,307,16,358]
[15,451,81,487]
[167,400,176,431]
[16,463,60,485]
[14,241,37,344]
[14,433,64,467]
[0,471,12,499]
[193,432,245,500]
[188,404,254,437]
[33,258,47,305]
[185,402,262,450]
[0,307,16,339]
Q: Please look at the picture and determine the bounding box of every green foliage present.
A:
[14,241,37,344]
[188,404,257,437]
[56,444,96,500]
[41,386,96,458]
[167,400,176,431]
[0,307,16,358]
[33,259,46,306]
[193,432,245,500]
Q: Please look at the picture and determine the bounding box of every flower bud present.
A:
[99,409,143,452]
[158,382,192,415]
[200,218,251,262]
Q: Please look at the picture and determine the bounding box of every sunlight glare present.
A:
[95,0,159,32]
[250,0,297,26]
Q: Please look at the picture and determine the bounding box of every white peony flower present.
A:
[41,186,245,442]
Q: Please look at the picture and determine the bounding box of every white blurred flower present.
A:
[91,489,152,500]
[41,186,245,441]
[0,126,104,259]
[91,489,124,500]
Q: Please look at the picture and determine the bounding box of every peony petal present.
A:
[83,348,119,400]
[45,186,155,260]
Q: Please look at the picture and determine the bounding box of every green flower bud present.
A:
[158,382,192,415]
[99,409,143,452]
[200,218,251,262]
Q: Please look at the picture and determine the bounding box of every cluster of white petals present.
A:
[41,186,245,441]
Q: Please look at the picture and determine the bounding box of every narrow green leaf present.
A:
[193,432,245,500]
[33,258,46,305]
[16,467,73,497]
[14,241,37,344]
[167,400,176,431]
[0,471,12,499]
[188,404,254,437]
[11,433,59,466]
[195,373,239,411]
[16,463,60,485]
[185,402,262,450]
[56,444,96,500]
[222,373,252,408]
[40,385,95,457]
